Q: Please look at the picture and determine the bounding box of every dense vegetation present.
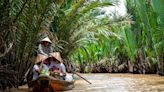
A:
[68,0,164,74]
[0,0,163,90]
[70,0,164,74]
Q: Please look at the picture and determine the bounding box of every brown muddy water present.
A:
[15,73,164,92]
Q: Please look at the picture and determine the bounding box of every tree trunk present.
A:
[63,59,75,73]
[158,52,164,76]
[128,60,134,73]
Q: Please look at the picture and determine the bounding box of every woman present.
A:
[38,37,53,57]
[44,52,66,80]
[33,61,49,80]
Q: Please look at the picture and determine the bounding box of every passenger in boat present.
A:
[33,54,49,80]
[44,52,67,80]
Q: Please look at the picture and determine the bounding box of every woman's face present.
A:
[42,41,49,46]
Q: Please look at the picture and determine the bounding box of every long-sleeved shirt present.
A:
[49,61,66,75]
[33,64,49,80]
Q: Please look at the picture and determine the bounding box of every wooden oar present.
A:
[69,62,92,84]
[74,72,92,84]
[49,58,92,84]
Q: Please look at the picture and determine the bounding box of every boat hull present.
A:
[30,75,74,92]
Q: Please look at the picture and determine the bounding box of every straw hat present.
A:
[41,37,52,43]
[50,52,63,63]
[35,54,48,64]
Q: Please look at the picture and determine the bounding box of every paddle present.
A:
[74,72,92,84]
[70,66,92,84]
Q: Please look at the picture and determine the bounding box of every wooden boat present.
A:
[30,75,75,92]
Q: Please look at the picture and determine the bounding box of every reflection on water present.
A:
[68,74,164,92]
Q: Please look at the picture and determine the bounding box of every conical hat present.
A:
[35,54,48,64]
[50,52,63,63]
[41,37,52,43]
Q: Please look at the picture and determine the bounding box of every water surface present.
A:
[69,73,164,92]
[17,73,164,92]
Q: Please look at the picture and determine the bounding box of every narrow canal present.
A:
[68,73,164,92]
[17,73,164,92]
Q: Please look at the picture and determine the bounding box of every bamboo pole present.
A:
[74,72,92,84]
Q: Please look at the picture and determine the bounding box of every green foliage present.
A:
[51,0,113,57]
[151,0,164,54]
[68,0,163,73]
[125,0,163,73]
[13,0,58,85]
[123,25,137,62]
[0,0,60,88]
